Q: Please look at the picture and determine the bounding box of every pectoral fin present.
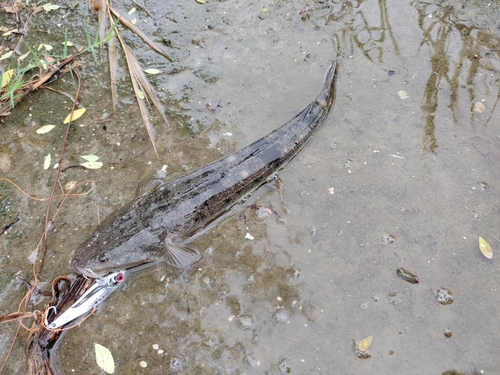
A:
[164,239,201,269]
[135,178,164,197]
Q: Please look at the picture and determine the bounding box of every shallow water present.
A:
[1,0,500,374]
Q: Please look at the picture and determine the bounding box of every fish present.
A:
[71,58,340,278]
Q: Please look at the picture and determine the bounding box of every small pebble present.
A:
[140,361,147,368]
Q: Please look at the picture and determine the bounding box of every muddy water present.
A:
[1,0,500,374]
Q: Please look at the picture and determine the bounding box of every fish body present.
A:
[71,60,340,277]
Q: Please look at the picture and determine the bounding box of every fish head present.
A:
[71,229,162,278]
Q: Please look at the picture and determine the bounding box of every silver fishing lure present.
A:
[46,270,126,329]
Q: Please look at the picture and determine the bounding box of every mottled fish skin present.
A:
[72,59,340,277]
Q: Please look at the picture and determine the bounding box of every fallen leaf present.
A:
[479,236,493,259]
[80,161,103,169]
[44,154,51,170]
[2,28,18,37]
[94,343,115,374]
[358,335,373,352]
[63,108,86,124]
[62,41,74,46]
[144,68,161,75]
[1,69,14,88]
[196,0,206,3]
[128,7,136,14]
[136,90,145,100]
[3,5,21,13]
[41,3,60,12]
[472,102,485,113]
[36,125,56,134]
[19,51,30,60]
[0,51,13,61]
[80,154,99,162]
[397,90,409,99]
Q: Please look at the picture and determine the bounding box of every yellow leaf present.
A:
[63,108,86,124]
[479,236,493,259]
[80,161,103,169]
[132,18,137,24]
[1,69,14,88]
[94,343,115,374]
[80,154,99,162]
[196,0,206,3]
[62,41,74,46]
[136,90,145,100]
[44,154,51,170]
[358,335,373,352]
[128,7,136,14]
[36,125,56,134]
[42,3,60,11]
[144,68,161,75]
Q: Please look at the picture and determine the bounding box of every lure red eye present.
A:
[115,273,125,283]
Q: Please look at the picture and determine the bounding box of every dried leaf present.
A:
[358,335,373,352]
[122,44,159,157]
[97,0,108,47]
[3,5,21,13]
[63,108,86,124]
[196,0,206,4]
[80,154,100,162]
[123,45,170,127]
[94,343,115,374]
[62,41,74,46]
[109,6,172,61]
[128,7,137,14]
[144,68,161,75]
[108,34,118,113]
[44,154,51,170]
[1,69,14,88]
[80,161,103,169]
[36,125,56,134]
[479,236,493,259]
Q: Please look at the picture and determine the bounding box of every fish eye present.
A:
[99,252,110,263]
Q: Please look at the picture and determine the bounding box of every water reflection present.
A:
[414,0,500,152]
[326,0,403,64]
[317,0,500,154]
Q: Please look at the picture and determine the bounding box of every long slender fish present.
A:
[72,59,340,278]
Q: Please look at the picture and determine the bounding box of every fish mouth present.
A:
[72,259,102,278]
